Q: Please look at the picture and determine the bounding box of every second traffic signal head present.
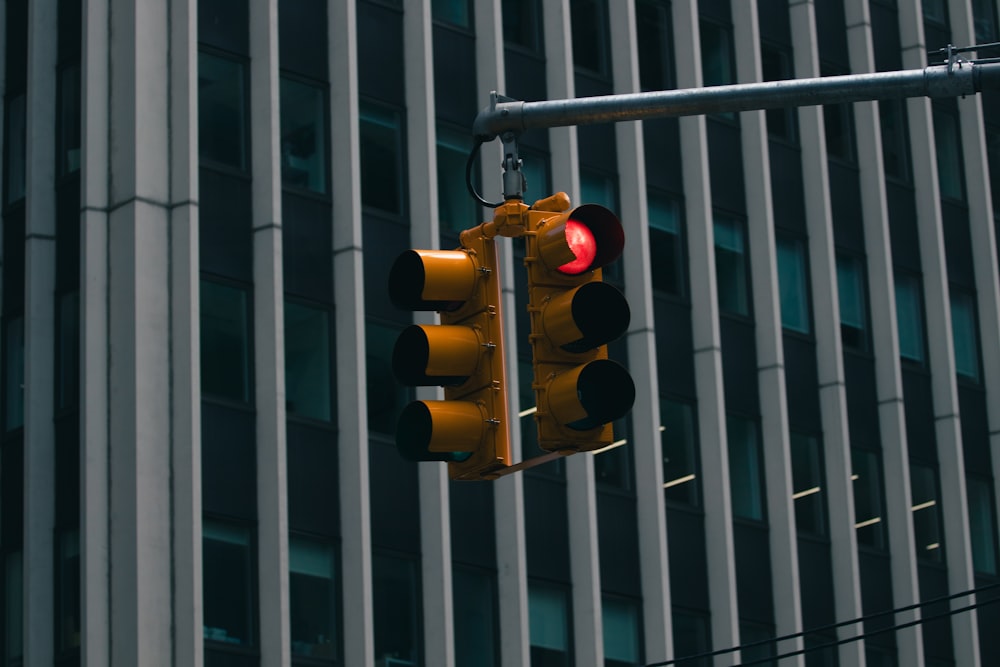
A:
[525,197,635,452]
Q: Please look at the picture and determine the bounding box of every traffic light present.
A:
[524,194,635,452]
[387,229,511,481]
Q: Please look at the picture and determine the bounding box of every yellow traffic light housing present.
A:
[523,195,635,452]
[388,232,511,481]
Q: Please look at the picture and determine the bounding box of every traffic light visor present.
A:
[389,249,478,311]
[392,324,483,386]
[542,282,631,352]
[545,359,635,431]
[396,400,485,462]
[537,204,625,275]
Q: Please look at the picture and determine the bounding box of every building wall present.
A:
[1,0,999,666]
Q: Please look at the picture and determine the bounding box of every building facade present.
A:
[1,0,999,666]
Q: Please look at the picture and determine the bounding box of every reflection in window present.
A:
[910,463,943,562]
[636,0,674,92]
[648,192,684,296]
[520,152,551,203]
[200,281,252,403]
[198,52,248,170]
[437,126,477,234]
[776,236,811,334]
[58,64,82,176]
[366,322,409,435]
[714,216,750,317]
[922,0,947,24]
[661,398,699,506]
[285,301,332,422]
[727,416,764,521]
[5,550,23,663]
[529,581,571,667]
[949,289,980,382]
[57,291,80,411]
[973,0,998,45]
[671,609,710,667]
[454,567,499,667]
[289,535,338,660]
[4,93,26,203]
[433,0,471,28]
[933,108,964,201]
[603,597,642,667]
[967,477,999,576]
[280,77,327,194]
[373,554,420,666]
[880,98,910,182]
[700,21,733,87]
[4,316,25,431]
[852,449,887,549]
[761,44,796,143]
[570,0,610,76]
[894,272,926,364]
[203,520,254,646]
[502,0,542,51]
[836,254,868,351]
[791,433,826,536]
[57,529,81,651]
[360,103,405,216]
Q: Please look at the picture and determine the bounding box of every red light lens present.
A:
[558,219,597,274]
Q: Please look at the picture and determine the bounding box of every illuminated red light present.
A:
[558,219,597,274]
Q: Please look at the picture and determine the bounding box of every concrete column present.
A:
[22,0,58,663]
[672,2,742,663]
[607,1,673,663]
[731,3,807,663]
[329,2,375,665]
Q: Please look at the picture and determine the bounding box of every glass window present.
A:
[671,609,710,667]
[700,21,733,87]
[4,316,25,432]
[761,44,796,143]
[198,52,248,170]
[636,0,674,92]
[777,236,811,334]
[879,98,911,183]
[285,301,333,422]
[437,126,477,234]
[972,0,998,42]
[453,567,499,667]
[852,449,887,549]
[433,0,471,28]
[4,93,26,204]
[200,281,252,403]
[933,108,965,201]
[824,100,855,163]
[58,64,82,176]
[373,554,420,666]
[289,535,338,660]
[529,581,571,667]
[910,463,943,562]
[5,550,23,663]
[603,597,641,667]
[922,0,947,24]
[727,415,764,521]
[740,623,777,667]
[791,433,826,536]
[966,477,999,576]
[280,77,327,194]
[56,291,80,411]
[360,103,405,216]
[661,398,699,506]
[949,288,980,382]
[520,152,552,204]
[502,0,542,51]
[894,272,926,364]
[836,254,868,351]
[365,322,410,435]
[57,529,81,652]
[203,520,254,646]
[594,421,630,489]
[714,216,750,317]
[570,0,610,76]
[648,192,684,296]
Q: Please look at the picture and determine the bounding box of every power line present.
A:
[645,581,1000,666]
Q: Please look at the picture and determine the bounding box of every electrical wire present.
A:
[466,139,505,209]
[644,581,1000,666]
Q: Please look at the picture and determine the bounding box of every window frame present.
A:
[284,298,336,425]
[359,99,408,221]
[776,234,812,336]
[713,214,752,320]
[279,72,331,198]
[197,48,252,175]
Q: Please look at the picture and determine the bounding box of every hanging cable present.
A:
[466,138,504,209]
[644,580,1000,666]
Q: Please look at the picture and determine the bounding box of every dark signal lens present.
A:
[558,219,597,275]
